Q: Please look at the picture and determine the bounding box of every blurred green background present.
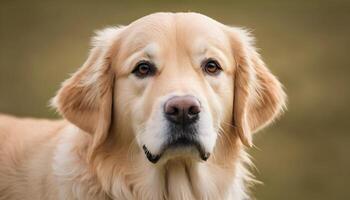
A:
[1,0,349,199]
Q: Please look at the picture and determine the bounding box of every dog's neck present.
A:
[53,125,251,200]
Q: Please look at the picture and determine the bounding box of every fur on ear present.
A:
[226,27,287,147]
[51,27,123,157]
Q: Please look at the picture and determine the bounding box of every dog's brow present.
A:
[144,43,159,59]
[121,43,159,73]
[193,41,231,71]
[207,46,230,69]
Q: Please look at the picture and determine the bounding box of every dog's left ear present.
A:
[51,27,123,157]
[225,27,287,147]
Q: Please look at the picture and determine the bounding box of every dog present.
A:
[0,12,286,200]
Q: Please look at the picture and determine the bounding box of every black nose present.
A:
[164,95,201,125]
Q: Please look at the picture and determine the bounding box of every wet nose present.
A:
[164,95,201,125]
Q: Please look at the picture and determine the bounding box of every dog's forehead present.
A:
[120,12,230,55]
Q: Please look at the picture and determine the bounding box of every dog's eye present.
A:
[202,59,222,76]
[132,61,156,78]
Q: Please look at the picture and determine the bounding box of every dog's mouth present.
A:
[142,137,210,164]
[142,145,161,163]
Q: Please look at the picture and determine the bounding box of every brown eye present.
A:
[202,59,222,75]
[132,61,156,78]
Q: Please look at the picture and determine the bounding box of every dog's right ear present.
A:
[51,27,123,154]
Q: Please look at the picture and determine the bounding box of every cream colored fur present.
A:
[0,12,286,200]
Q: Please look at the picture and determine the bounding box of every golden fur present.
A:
[0,12,286,200]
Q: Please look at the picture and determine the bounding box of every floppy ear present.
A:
[227,27,286,147]
[51,27,122,156]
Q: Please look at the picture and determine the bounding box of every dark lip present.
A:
[142,137,210,164]
[142,145,161,164]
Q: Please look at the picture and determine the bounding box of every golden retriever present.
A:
[0,12,286,200]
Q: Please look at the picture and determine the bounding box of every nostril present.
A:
[188,105,200,115]
[167,106,179,116]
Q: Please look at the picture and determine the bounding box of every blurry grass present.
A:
[1,0,350,199]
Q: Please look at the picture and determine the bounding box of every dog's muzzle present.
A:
[142,95,210,164]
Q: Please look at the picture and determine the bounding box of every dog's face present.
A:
[114,14,234,163]
[53,13,286,164]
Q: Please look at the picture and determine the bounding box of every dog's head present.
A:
[52,13,286,164]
